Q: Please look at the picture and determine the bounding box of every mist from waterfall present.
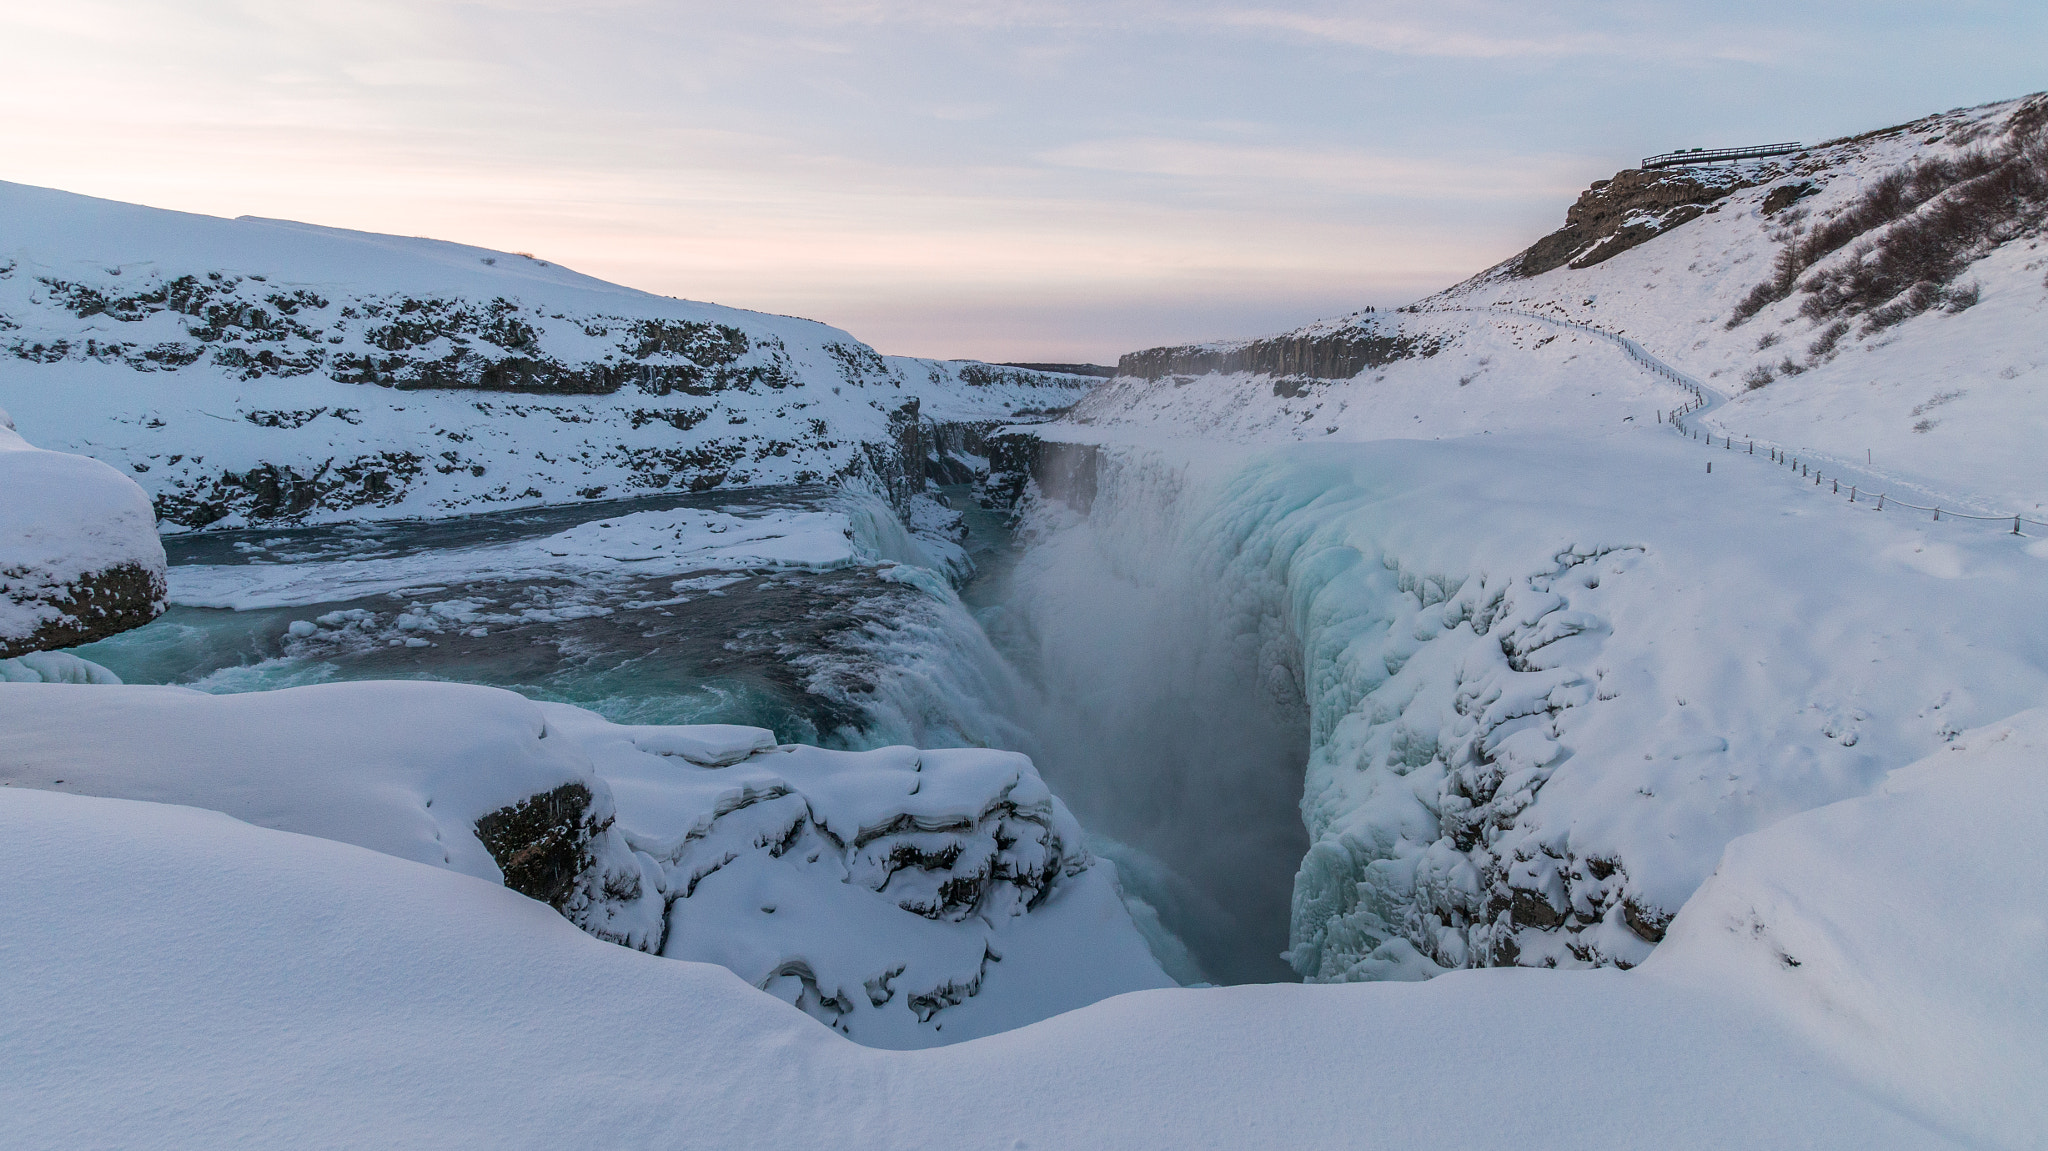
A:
[956,451,1311,986]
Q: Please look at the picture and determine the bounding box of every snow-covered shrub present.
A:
[1806,319,1851,360]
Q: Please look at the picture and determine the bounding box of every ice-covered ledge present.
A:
[0,679,1170,1047]
[0,407,167,658]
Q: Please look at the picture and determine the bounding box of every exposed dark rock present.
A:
[1622,895,1673,944]
[841,399,931,508]
[998,362,1116,378]
[1760,180,1820,215]
[1508,885,1566,929]
[1517,168,1761,276]
[473,782,606,911]
[151,452,427,528]
[981,432,1099,512]
[923,419,1002,485]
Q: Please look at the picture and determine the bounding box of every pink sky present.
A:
[5,2,2041,362]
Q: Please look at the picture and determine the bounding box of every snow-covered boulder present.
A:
[553,704,1167,1045]
[0,679,1168,1045]
[0,679,667,948]
[0,408,166,657]
[0,181,1098,530]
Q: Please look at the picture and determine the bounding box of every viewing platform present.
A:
[1641,142,1802,170]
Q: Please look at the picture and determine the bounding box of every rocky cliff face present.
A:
[1117,322,1446,384]
[1513,166,1766,276]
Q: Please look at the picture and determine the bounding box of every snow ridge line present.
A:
[1429,306,2048,532]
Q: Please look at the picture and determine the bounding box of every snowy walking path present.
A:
[1441,305,2046,529]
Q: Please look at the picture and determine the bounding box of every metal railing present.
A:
[1641,142,1801,170]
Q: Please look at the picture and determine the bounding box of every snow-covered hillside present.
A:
[1439,91,2048,516]
[0,180,1093,530]
[1083,92,2048,516]
[0,679,1169,1048]
[998,91,2048,990]
[1077,92,2047,513]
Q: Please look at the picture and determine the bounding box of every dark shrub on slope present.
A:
[1727,112,2048,330]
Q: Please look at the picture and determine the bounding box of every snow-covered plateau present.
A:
[3,90,2047,1147]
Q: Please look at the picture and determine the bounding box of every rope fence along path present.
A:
[1425,305,2048,534]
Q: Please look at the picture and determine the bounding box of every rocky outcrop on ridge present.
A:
[1514,165,1766,275]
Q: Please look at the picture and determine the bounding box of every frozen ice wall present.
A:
[1007,429,2048,983]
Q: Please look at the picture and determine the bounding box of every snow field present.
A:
[1651,708,2048,1148]
[0,770,1999,1148]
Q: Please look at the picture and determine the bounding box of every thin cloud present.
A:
[1202,4,1805,64]
[1040,138,1593,201]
